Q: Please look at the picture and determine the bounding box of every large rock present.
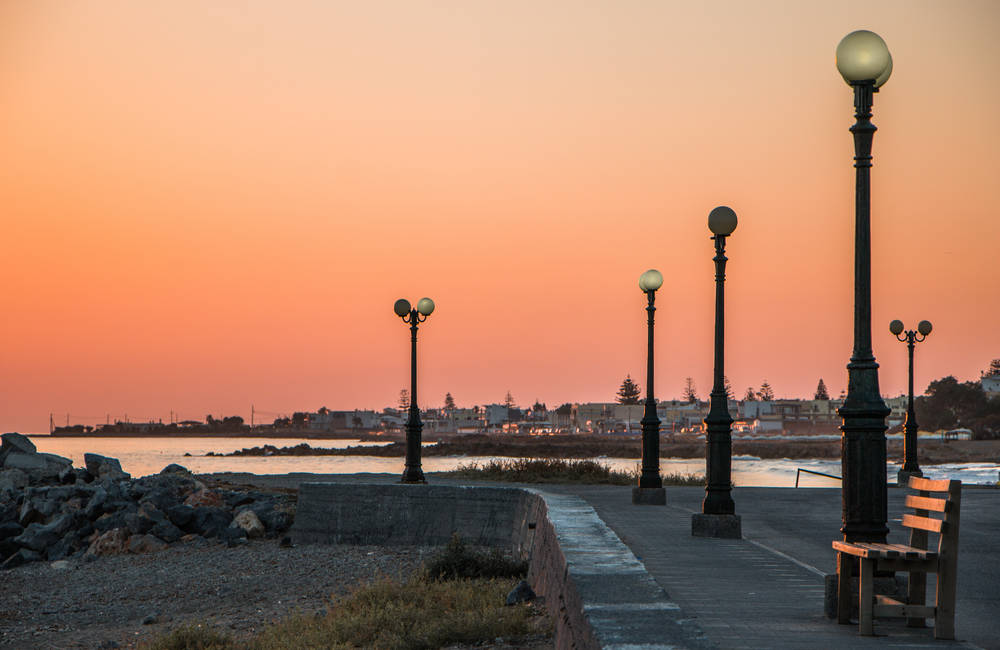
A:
[3,452,72,483]
[149,520,183,544]
[128,534,167,554]
[232,509,265,539]
[0,469,29,491]
[84,454,130,482]
[190,506,232,538]
[0,433,35,464]
[159,464,191,475]
[1,548,42,570]
[0,521,24,540]
[166,504,195,529]
[86,528,129,556]
[184,488,223,508]
[13,514,74,553]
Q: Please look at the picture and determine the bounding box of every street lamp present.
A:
[394,296,435,484]
[692,206,741,539]
[633,269,666,505]
[890,319,932,486]
[835,30,893,544]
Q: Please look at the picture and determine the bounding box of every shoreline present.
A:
[213,435,1000,465]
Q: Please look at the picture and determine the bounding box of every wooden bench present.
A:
[832,476,961,638]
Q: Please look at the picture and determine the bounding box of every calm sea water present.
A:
[25,435,1000,488]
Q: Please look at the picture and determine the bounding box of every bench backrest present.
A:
[903,476,961,558]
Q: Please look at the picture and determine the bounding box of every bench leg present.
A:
[859,558,874,636]
[935,563,957,639]
[837,552,853,624]
[907,569,926,628]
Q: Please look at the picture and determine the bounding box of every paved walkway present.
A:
[550,485,999,650]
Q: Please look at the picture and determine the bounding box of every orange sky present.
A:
[2,1,999,432]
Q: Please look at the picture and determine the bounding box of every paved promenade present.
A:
[550,484,999,650]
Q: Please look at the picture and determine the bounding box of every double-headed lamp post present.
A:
[692,206,741,539]
[633,269,666,505]
[393,296,435,484]
[890,319,932,486]
[835,30,894,544]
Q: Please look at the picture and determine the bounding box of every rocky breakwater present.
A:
[0,433,294,570]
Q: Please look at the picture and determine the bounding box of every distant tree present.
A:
[757,381,775,402]
[723,375,734,400]
[683,377,698,404]
[444,393,456,411]
[814,378,830,401]
[616,375,641,404]
[531,400,547,413]
[318,406,329,415]
[915,376,989,434]
[291,412,307,429]
[986,359,1000,377]
[398,389,410,411]
[504,391,516,409]
[743,387,757,401]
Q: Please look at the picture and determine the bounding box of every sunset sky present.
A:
[2,1,998,432]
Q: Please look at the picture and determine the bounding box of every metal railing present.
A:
[795,467,842,488]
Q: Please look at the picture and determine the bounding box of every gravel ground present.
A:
[0,537,434,649]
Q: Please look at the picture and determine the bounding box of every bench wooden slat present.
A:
[833,541,937,561]
[903,513,946,533]
[905,494,950,513]
[874,595,936,619]
[907,476,958,493]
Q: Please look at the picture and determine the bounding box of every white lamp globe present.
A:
[416,297,435,316]
[836,30,891,84]
[874,52,893,88]
[639,269,663,292]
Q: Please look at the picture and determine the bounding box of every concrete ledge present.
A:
[291,483,528,547]
[691,513,742,539]
[631,487,666,505]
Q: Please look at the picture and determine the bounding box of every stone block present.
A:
[631,487,666,505]
[691,513,742,539]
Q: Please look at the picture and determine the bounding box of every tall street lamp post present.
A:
[835,30,894,544]
[692,206,741,539]
[633,269,666,505]
[394,296,435,484]
[890,319,932,486]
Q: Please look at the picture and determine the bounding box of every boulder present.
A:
[0,433,36,464]
[128,534,167,554]
[232,509,265,539]
[3,452,72,483]
[149,521,183,544]
[84,486,109,519]
[184,489,224,508]
[190,506,232,538]
[86,528,129,557]
[1,548,42,570]
[0,469,29,491]
[13,514,74,553]
[505,580,536,605]
[84,454,130,482]
[166,504,195,529]
[0,521,23,540]
[159,464,191,475]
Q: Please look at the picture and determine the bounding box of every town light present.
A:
[394,297,435,483]
[693,206,741,539]
[891,319,933,485]
[836,30,893,544]
[634,268,665,505]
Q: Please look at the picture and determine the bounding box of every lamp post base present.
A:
[631,487,666,505]
[896,467,923,487]
[400,469,427,484]
[691,513,742,539]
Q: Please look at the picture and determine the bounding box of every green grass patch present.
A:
[424,533,528,581]
[143,624,234,650]
[440,457,705,486]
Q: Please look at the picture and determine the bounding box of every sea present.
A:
[23,435,1000,488]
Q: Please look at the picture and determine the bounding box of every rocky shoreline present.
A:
[1,433,294,572]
